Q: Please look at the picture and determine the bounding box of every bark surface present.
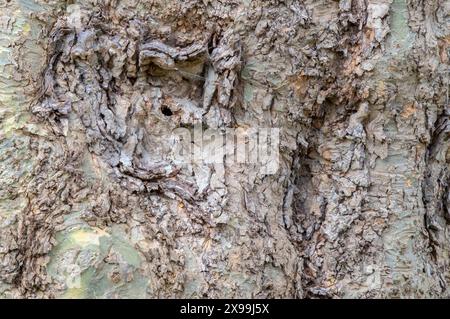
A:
[0,0,449,298]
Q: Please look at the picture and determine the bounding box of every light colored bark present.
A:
[0,0,449,298]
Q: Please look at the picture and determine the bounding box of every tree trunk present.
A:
[0,0,449,298]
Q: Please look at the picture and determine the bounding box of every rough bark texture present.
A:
[0,0,449,298]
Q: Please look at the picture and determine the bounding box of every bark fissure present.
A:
[0,0,449,298]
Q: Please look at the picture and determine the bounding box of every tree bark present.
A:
[0,0,449,298]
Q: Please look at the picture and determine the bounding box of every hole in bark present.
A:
[128,76,137,86]
[161,105,173,116]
